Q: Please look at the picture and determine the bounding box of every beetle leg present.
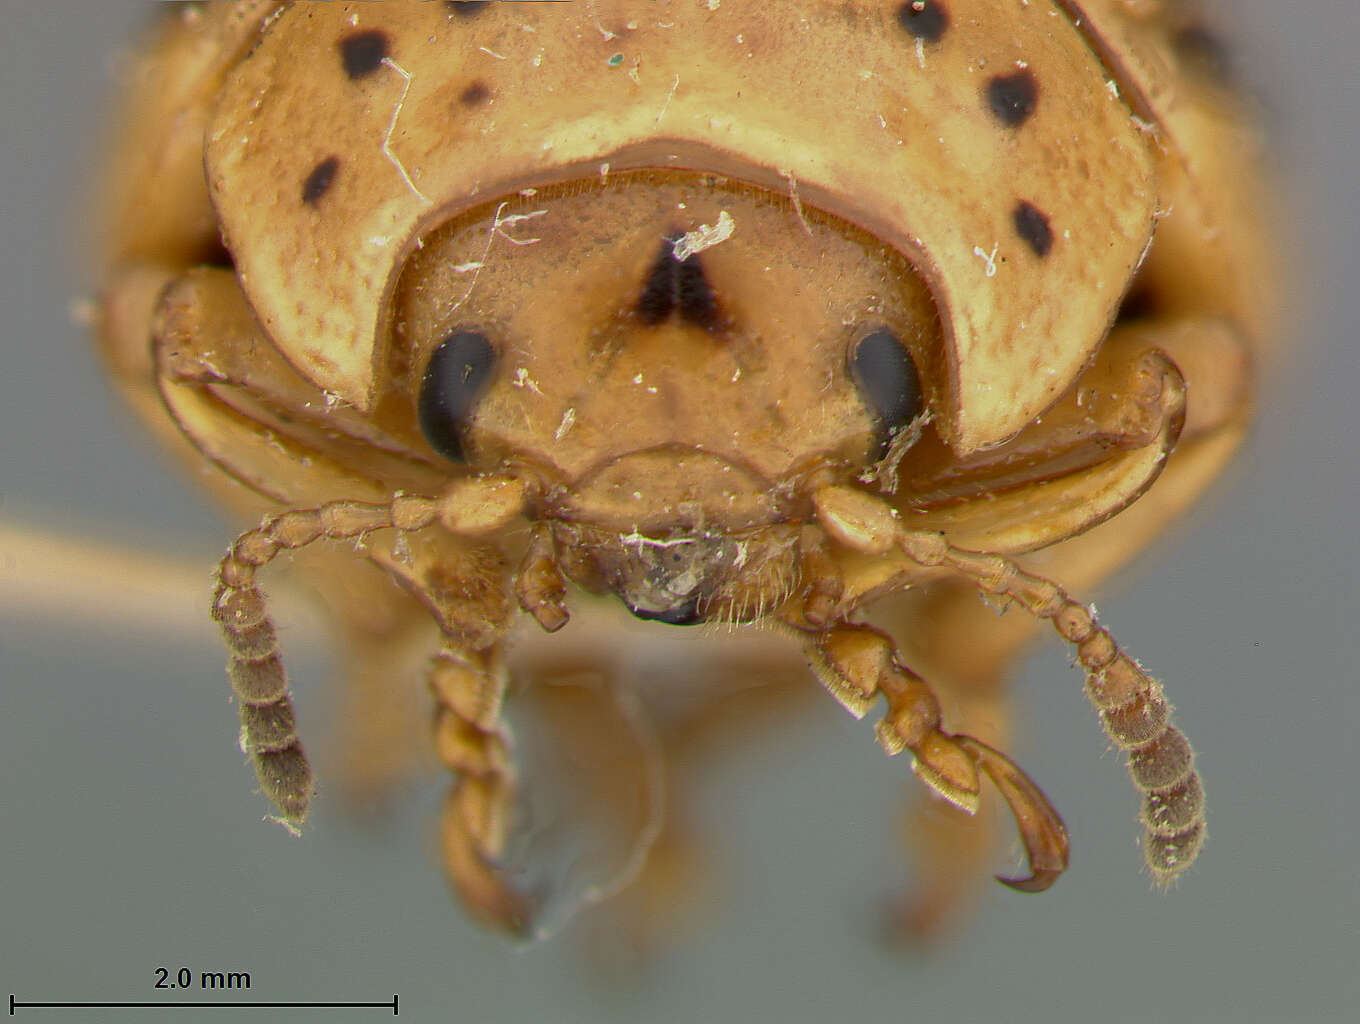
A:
[364,505,536,934]
[805,623,1069,891]
[952,736,1069,891]
[877,613,1017,939]
[580,653,814,964]
[98,266,181,427]
[887,796,994,941]
[814,484,1206,883]
[428,639,534,935]
[212,479,525,829]
[155,268,431,460]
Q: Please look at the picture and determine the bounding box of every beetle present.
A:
[95,0,1273,937]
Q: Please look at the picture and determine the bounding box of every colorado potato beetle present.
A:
[97,0,1273,937]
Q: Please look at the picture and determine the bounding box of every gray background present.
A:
[1,2,1355,1022]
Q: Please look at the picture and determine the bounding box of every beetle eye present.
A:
[418,330,496,462]
[849,329,925,456]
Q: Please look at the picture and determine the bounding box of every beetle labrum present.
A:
[96,1,1273,936]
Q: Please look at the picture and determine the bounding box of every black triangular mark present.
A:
[635,236,720,329]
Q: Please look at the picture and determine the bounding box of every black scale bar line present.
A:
[10,995,398,1015]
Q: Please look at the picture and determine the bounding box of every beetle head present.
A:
[394,172,939,623]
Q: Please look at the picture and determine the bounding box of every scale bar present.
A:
[10,995,398,1015]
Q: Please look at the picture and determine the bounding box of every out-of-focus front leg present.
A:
[429,636,531,933]
[363,520,531,934]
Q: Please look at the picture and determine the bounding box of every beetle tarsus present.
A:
[955,736,1069,892]
[806,621,1069,890]
[810,483,1206,885]
[429,640,535,936]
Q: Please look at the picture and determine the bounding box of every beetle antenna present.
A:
[813,484,1205,882]
[212,479,526,829]
[213,498,432,828]
[893,528,1206,883]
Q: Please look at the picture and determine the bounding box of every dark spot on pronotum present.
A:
[446,1,491,16]
[895,1,949,44]
[301,156,340,206]
[636,237,720,330]
[1013,200,1054,257]
[986,69,1039,127]
[460,80,491,106]
[338,29,389,80]
[1173,23,1234,82]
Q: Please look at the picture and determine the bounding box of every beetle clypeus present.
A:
[96,0,1273,937]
